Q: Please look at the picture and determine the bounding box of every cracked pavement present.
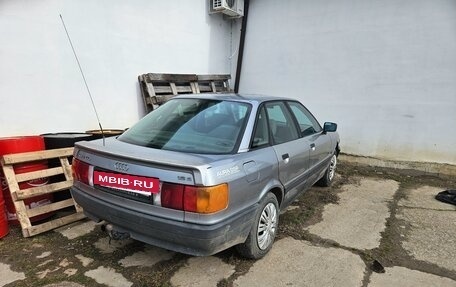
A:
[0,162,455,287]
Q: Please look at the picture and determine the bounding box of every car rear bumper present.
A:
[71,186,256,256]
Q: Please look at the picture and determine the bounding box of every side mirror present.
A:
[323,122,337,133]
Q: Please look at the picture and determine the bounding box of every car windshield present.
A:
[118,98,251,154]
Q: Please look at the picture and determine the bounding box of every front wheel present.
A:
[236,193,279,259]
[316,153,337,187]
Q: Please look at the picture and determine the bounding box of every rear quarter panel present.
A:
[185,146,281,224]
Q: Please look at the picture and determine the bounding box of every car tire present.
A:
[316,153,337,187]
[236,193,279,259]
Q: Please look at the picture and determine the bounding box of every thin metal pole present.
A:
[59,14,105,145]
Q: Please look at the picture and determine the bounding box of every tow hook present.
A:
[101,223,130,243]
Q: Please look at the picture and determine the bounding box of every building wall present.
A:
[239,0,456,165]
[0,0,233,135]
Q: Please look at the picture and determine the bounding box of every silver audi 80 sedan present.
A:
[71,94,340,259]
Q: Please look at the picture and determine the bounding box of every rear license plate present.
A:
[93,171,160,195]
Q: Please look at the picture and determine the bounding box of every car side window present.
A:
[251,107,269,148]
[265,102,299,144]
[288,101,322,137]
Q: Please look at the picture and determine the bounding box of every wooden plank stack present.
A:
[1,147,84,237]
[138,73,231,113]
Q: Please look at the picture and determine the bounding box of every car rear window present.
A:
[118,98,251,154]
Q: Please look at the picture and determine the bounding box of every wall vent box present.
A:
[210,0,244,18]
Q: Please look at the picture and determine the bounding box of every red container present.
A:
[0,136,53,224]
[0,190,7,238]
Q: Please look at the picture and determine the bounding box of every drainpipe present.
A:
[234,0,250,93]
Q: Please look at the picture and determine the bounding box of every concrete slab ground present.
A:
[233,237,366,287]
[170,256,235,287]
[369,266,456,287]
[37,251,52,259]
[398,186,456,211]
[397,186,456,272]
[118,246,174,267]
[84,266,132,287]
[307,178,398,249]
[75,254,94,267]
[0,262,25,286]
[55,220,96,240]
[43,282,85,287]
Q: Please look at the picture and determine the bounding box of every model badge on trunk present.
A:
[114,162,129,172]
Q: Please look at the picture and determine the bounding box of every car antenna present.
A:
[59,14,105,146]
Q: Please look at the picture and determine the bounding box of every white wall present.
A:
[2,0,455,165]
[0,0,232,135]
[239,0,456,165]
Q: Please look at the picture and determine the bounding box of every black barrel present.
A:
[42,133,97,151]
[85,129,124,139]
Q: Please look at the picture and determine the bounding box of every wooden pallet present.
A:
[196,74,231,93]
[1,147,85,237]
[138,73,231,113]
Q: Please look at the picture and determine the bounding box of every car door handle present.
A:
[282,153,290,164]
[310,143,316,151]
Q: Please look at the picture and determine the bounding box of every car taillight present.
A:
[72,158,90,185]
[160,183,184,210]
[184,184,229,213]
[161,183,228,214]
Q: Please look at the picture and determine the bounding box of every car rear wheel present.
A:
[236,193,279,259]
[317,153,337,187]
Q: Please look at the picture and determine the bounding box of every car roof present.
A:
[173,93,292,104]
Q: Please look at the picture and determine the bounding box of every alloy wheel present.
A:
[257,202,278,250]
[328,154,337,181]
